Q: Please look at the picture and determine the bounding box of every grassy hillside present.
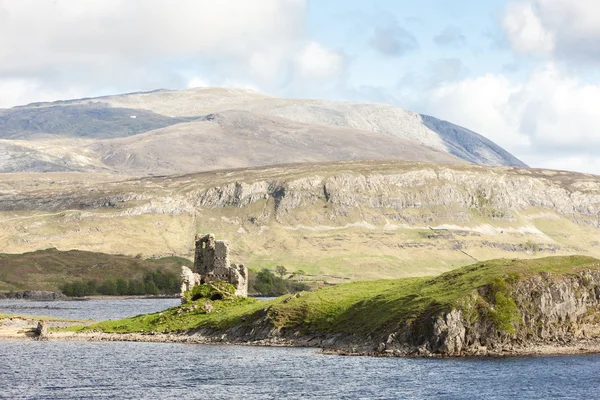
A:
[2,161,600,282]
[79,256,598,336]
[0,248,192,292]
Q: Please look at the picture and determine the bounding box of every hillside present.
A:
[1,160,600,282]
[0,87,526,174]
[0,248,190,292]
[73,256,600,357]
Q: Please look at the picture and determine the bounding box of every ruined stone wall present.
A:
[188,233,248,297]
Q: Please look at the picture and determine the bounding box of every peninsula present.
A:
[9,255,599,357]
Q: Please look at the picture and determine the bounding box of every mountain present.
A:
[0,88,527,174]
[1,160,598,287]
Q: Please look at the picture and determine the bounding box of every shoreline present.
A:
[0,295,181,301]
[4,316,600,359]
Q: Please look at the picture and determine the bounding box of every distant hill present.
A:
[0,248,191,292]
[1,160,598,283]
[0,88,527,174]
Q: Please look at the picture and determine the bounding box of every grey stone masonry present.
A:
[190,233,248,297]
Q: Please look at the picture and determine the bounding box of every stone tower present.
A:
[192,233,248,297]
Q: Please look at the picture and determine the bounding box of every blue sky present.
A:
[0,0,599,174]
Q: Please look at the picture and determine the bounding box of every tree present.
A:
[144,281,159,295]
[99,279,117,295]
[115,278,129,295]
[275,265,288,279]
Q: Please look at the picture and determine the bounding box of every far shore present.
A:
[0,294,274,301]
[0,294,181,301]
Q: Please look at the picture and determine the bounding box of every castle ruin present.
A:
[180,233,248,299]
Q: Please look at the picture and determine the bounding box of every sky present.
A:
[0,0,599,174]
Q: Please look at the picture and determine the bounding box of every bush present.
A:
[249,268,310,296]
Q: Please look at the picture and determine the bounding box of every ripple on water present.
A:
[0,298,181,321]
[2,341,600,399]
[1,299,599,399]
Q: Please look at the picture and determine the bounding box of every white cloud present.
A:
[420,64,600,173]
[295,42,345,81]
[503,2,554,56]
[0,0,306,68]
[0,78,87,108]
[187,78,210,89]
[503,0,600,62]
[0,0,345,107]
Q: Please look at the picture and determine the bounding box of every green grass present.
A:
[74,255,599,337]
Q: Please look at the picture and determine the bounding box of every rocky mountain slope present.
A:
[1,160,599,282]
[0,88,526,174]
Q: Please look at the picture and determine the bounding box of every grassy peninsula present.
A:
[69,255,600,358]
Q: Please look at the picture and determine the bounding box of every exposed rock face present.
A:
[380,268,600,356]
[2,160,600,280]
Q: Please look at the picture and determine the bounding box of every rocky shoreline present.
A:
[3,313,600,358]
[4,326,600,358]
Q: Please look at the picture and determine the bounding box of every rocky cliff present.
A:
[1,161,600,283]
[389,264,600,356]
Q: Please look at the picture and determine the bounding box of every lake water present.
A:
[0,298,181,321]
[2,299,600,399]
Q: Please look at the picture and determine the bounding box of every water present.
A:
[1,341,599,399]
[1,299,600,399]
[0,298,180,320]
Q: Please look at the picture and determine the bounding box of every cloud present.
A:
[430,58,467,84]
[419,63,600,173]
[369,21,418,57]
[433,26,467,47]
[295,42,345,81]
[503,0,600,62]
[0,0,347,107]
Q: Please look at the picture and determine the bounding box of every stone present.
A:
[204,301,214,314]
[180,266,201,303]
[35,320,47,339]
[192,233,248,297]
[180,234,249,299]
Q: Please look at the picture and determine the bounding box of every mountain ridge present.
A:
[0,87,527,175]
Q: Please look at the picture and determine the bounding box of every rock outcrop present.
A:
[378,267,600,356]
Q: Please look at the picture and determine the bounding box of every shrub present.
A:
[249,268,310,296]
[182,281,236,303]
